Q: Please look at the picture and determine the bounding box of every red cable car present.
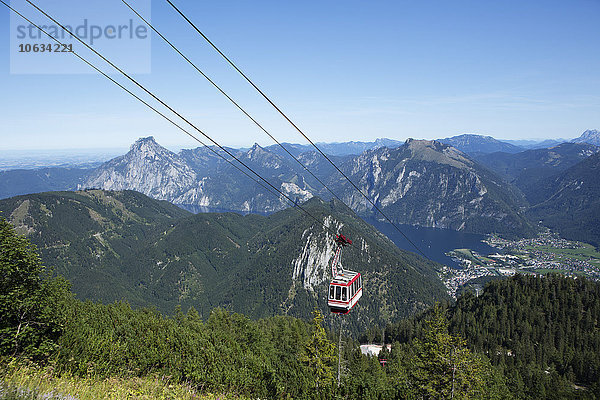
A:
[328,234,362,314]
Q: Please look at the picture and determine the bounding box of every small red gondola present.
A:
[327,234,362,314]
[328,270,362,314]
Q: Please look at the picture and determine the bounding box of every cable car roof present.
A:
[330,270,360,285]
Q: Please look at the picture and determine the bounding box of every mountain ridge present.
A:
[471,142,599,205]
[330,139,534,237]
[78,137,535,237]
[527,152,600,247]
[438,133,524,154]
[0,190,449,331]
[572,129,600,146]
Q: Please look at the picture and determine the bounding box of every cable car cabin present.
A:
[328,270,362,314]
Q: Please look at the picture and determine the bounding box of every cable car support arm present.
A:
[331,234,352,278]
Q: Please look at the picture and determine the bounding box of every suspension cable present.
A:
[6,0,339,237]
[120,0,348,208]
[166,0,428,258]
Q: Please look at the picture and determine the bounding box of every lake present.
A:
[362,218,498,268]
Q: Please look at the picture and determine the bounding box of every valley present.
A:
[2,132,600,400]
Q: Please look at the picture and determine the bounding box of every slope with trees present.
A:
[387,274,600,399]
[470,142,598,205]
[527,152,600,247]
[14,221,600,399]
[0,190,448,333]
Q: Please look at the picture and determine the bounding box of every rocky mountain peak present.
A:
[248,143,264,155]
[81,137,197,202]
[129,136,169,156]
[246,143,285,169]
[338,138,532,235]
[573,129,600,146]
[401,139,471,169]
[404,138,447,150]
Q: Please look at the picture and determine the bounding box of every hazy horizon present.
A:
[1,1,599,151]
[0,132,589,153]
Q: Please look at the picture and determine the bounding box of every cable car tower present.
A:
[328,234,362,314]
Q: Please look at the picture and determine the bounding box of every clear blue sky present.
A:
[1,0,599,150]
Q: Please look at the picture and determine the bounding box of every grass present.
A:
[521,242,600,272]
[530,242,600,262]
[539,246,598,256]
[452,248,485,266]
[0,363,245,400]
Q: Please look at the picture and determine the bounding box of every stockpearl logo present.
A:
[10,0,151,74]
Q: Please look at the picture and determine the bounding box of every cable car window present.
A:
[335,286,341,300]
[342,287,347,301]
[350,283,355,297]
[329,285,335,299]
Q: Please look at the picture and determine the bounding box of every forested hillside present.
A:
[0,167,89,199]
[471,142,598,205]
[387,275,600,399]
[1,218,508,399]
[5,218,600,399]
[527,152,600,247]
[0,190,448,333]
[0,189,191,306]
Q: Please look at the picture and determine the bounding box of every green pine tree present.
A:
[0,216,71,360]
[407,304,510,399]
[301,308,336,394]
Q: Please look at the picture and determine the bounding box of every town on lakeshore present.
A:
[440,231,600,298]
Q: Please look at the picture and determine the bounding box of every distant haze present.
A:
[1,1,598,150]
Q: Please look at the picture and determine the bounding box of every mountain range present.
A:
[1,129,599,243]
[471,142,599,204]
[438,134,524,154]
[527,152,600,247]
[265,138,405,156]
[77,137,535,238]
[328,139,534,237]
[0,190,448,331]
[437,129,600,154]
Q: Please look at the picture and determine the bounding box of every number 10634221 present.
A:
[18,43,73,53]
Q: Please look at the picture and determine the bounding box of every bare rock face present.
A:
[291,216,343,293]
[82,137,198,201]
[82,137,533,237]
[331,140,533,237]
[82,138,318,213]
